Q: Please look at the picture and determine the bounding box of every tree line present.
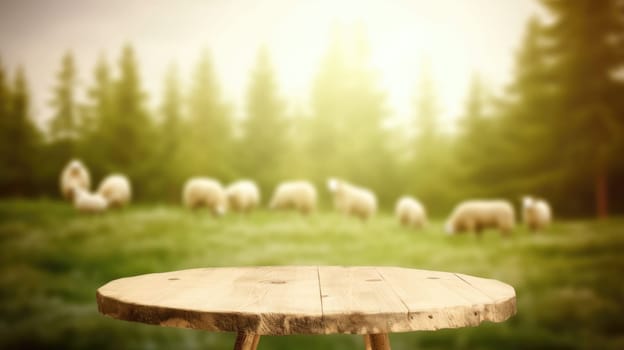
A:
[1,0,623,217]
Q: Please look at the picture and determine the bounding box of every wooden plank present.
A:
[378,267,515,330]
[98,267,245,330]
[455,273,516,302]
[240,266,323,334]
[98,266,324,335]
[454,272,518,322]
[318,266,409,334]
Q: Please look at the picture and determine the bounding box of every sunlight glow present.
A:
[0,0,541,130]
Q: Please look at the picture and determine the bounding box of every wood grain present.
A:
[318,266,407,334]
[364,333,391,350]
[364,334,372,350]
[234,332,259,350]
[97,266,323,335]
[378,267,515,330]
[96,266,516,335]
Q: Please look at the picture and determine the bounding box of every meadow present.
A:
[0,199,623,349]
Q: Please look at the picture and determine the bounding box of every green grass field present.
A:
[0,200,623,349]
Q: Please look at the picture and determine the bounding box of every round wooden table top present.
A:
[96,266,516,335]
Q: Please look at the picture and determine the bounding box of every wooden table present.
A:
[97,266,516,350]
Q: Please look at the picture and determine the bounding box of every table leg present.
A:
[364,334,391,350]
[251,334,260,349]
[234,332,260,350]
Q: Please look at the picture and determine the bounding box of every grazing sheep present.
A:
[226,180,260,213]
[73,188,108,213]
[395,196,427,228]
[183,177,227,215]
[445,200,515,236]
[60,159,91,200]
[97,174,132,208]
[269,180,317,214]
[327,178,377,220]
[522,196,552,232]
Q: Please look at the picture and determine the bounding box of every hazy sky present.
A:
[0,0,542,130]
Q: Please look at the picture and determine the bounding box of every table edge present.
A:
[96,288,516,335]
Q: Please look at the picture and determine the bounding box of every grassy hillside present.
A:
[0,200,623,349]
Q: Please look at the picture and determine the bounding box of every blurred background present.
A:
[0,0,623,349]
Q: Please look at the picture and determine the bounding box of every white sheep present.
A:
[269,180,317,214]
[395,196,427,229]
[327,178,377,220]
[73,188,108,213]
[183,177,227,215]
[226,180,260,213]
[59,159,91,201]
[97,174,132,208]
[445,200,515,236]
[522,196,552,232]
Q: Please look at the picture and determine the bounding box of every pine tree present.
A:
[79,54,114,180]
[0,61,11,139]
[539,0,624,217]
[1,67,40,196]
[49,51,79,142]
[0,58,12,194]
[183,50,233,179]
[307,25,395,206]
[95,45,155,198]
[454,73,495,197]
[45,50,81,179]
[495,16,561,200]
[408,62,450,213]
[0,58,10,134]
[157,63,184,201]
[282,104,310,180]
[112,45,151,162]
[413,62,439,152]
[87,54,114,136]
[241,46,287,194]
[306,29,349,183]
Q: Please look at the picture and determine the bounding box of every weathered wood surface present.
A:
[233,332,259,350]
[97,266,516,335]
[319,266,408,334]
[364,334,391,350]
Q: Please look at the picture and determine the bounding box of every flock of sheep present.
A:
[60,159,553,234]
[60,160,131,212]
